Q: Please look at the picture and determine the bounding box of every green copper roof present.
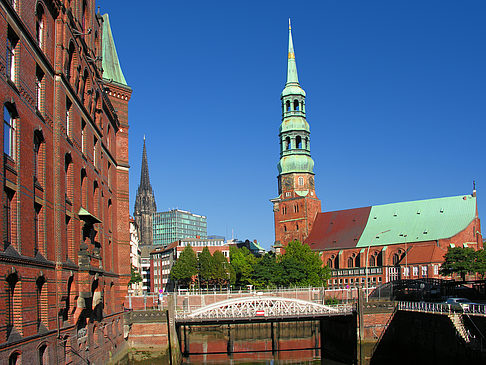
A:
[356,195,477,247]
[277,154,314,174]
[279,116,310,134]
[102,14,128,86]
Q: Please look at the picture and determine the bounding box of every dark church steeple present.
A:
[134,137,157,246]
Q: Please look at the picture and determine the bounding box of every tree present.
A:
[170,244,198,288]
[198,247,213,289]
[230,246,257,288]
[473,249,486,279]
[252,251,282,288]
[128,265,143,287]
[440,247,476,281]
[279,240,330,287]
[211,251,230,290]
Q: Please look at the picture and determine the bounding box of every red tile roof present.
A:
[403,243,447,264]
[305,206,371,250]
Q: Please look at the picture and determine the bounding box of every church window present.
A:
[327,258,333,268]
[369,255,375,267]
[286,100,291,111]
[294,100,299,111]
[298,177,304,186]
[65,42,75,81]
[296,223,299,231]
[392,253,400,266]
[284,225,287,232]
[296,136,302,149]
[348,257,354,268]
[36,65,44,111]
[286,137,291,150]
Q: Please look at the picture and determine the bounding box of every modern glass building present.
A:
[152,209,207,246]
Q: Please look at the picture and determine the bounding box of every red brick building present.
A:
[0,1,130,363]
[305,193,482,289]
[151,238,229,293]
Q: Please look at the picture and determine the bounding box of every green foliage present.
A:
[211,250,230,289]
[474,249,486,278]
[170,244,198,287]
[198,247,213,287]
[230,246,257,287]
[128,265,143,286]
[252,251,282,288]
[440,247,476,281]
[279,240,330,287]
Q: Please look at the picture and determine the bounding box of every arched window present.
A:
[6,272,18,334]
[35,4,44,49]
[8,351,21,365]
[286,100,291,111]
[327,258,333,269]
[296,223,299,231]
[36,276,45,329]
[38,343,47,365]
[348,257,354,268]
[392,253,400,266]
[7,26,18,82]
[298,177,304,186]
[65,153,72,201]
[369,255,376,267]
[65,41,75,80]
[80,69,88,103]
[296,136,302,149]
[81,168,87,207]
[294,100,299,111]
[284,225,287,232]
[4,104,17,158]
[34,130,44,185]
[305,137,309,150]
[286,137,291,150]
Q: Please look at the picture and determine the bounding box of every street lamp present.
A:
[366,229,391,302]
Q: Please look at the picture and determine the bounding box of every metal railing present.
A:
[398,301,486,316]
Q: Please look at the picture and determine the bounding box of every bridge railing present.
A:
[175,302,354,320]
[398,301,486,316]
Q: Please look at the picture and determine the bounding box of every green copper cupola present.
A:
[277,20,314,176]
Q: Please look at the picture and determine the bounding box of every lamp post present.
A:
[366,229,391,302]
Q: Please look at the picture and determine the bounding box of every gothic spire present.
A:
[286,19,299,86]
[139,137,152,192]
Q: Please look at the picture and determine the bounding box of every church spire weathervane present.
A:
[286,18,299,86]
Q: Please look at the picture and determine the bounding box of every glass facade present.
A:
[152,209,207,246]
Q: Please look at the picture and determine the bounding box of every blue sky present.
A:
[99,0,485,249]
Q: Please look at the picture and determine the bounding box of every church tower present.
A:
[271,21,322,247]
[133,137,157,246]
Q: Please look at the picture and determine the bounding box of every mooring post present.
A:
[167,294,182,364]
[271,321,278,354]
[183,325,189,357]
[227,324,233,356]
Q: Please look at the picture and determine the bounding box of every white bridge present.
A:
[175,296,354,324]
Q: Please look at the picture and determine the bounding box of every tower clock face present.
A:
[283,177,293,189]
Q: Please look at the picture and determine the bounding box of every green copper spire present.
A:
[277,21,314,176]
[102,14,129,86]
[286,19,299,85]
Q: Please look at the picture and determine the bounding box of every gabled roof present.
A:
[102,14,128,87]
[403,244,448,265]
[306,206,371,251]
[306,194,477,250]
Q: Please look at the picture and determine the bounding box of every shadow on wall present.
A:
[371,311,486,365]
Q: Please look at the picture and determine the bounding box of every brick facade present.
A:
[0,0,130,363]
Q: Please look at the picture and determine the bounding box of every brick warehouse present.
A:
[0,0,131,363]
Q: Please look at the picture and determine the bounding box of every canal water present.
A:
[120,321,357,364]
